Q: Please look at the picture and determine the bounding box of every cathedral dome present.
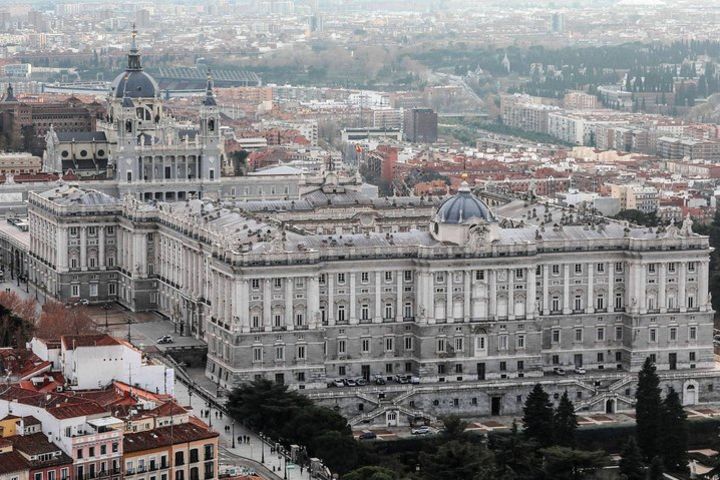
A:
[112,70,158,99]
[111,26,158,99]
[435,181,495,224]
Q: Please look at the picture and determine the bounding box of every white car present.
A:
[411,426,432,435]
[553,367,566,376]
[333,379,344,388]
[573,366,587,375]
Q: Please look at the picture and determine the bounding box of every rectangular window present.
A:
[552,354,559,365]
[455,337,464,352]
[360,304,369,321]
[361,272,369,283]
[437,338,446,353]
[688,262,696,272]
[404,270,413,282]
[517,334,525,349]
[71,284,79,297]
[575,328,583,342]
[597,352,605,363]
[649,328,657,342]
[273,278,282,288]
[515,268,524,279]
[552,265,560,275]
[337,273,346,284]
[385,271,393,282]
[596,295,605,310]
[455,364,463,374]
[361,338,370,353]
[690,326,697,340]
[615,326,623,341]
[404,302,413,319]
[385,337,394,352]
[338,340,346,354]
[252,347,262,362]
[615,262,624,273]
[319,274,326,285]
[251,279,260,290]
[668,263,676,273]
[499,361,507,371]
[498,334,509,350]
[297,345,306,360]
[690,352,696,362]
[517,360,525,370]
[275,346,285,360]
[597,263,605,273]
[648,263,656,274]
[670,327,677,341]
[575,264,582,274]
[597,327,605,341]
[475,270,484,281]
[552,329,561,343]
[404,336,413,350]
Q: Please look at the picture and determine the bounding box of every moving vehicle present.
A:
[157,335,174,344]
[411,426,432,435]
[358,431,377,440]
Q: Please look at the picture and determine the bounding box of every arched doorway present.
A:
[605,398,615,414]
[683,382,698,406]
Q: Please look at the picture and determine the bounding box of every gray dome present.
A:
[435,182,495,224]
[112,70,158,99]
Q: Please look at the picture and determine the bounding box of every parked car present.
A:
[358,431,377,440]
[553,367,566,376]
[573,366,587,375]
[410,376,421,384]
[333,379,345,388]
[78,299,90,305]
[345,378,357,387]
[394,374,410,384]
[373,375,386,385]
[156,335,174,344]
[355,377,367,387]
[411,426,432,435]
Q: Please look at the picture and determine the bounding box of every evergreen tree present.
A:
[554,392,577,447]
[635,357,662,462]
[522,384,555,447]
[618,438,645,480]
[647,456,664,480]
[660,387,689,473]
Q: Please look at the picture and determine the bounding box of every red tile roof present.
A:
[61,335,120,350]
[123,423,218,453]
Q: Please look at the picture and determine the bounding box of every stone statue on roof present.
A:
[681,214,694,236]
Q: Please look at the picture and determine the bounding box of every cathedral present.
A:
[44,27,224,202]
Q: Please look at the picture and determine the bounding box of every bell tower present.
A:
[199,69,222,181]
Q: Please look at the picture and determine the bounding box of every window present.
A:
[515,268,524,279]
[688,262,696,272]
[297,345,306,360]
[668,263,676,273]
[517,360,525,370]
[498,334,509,350]
[385,363,393,374]
[385,337,394,352]
[597,352,605,363]
[597,263,605,273]
[574,296,583,311]
[575,328,583,342]
[338,340,346,354]
[385,271,393,282]
[649,354,656,363]
[190,449,199,463]
[404,270,413,282]
[384,303,393,320]
[204,444,214,460]
[552,265,560,275]
[339,366,346,376]
[175,452,185,466]
[107,226,115,235]
[597,327,605,341]
[476,270,485,281]
[649,328,657,342]
[404,336,413,350]
[337,305,346,322]
[360,304,369,321]
[552,355,559,365]
[252,347,262,362]
[275,346,285,360]
[648,263,656,274]
[517,335,525,349]
[361,272,369,283]
[436,273,445,283]
[615,262,623,273]
[71,284,80,297]
[690,352,696,362]
[361,338,370,353]
[35,473,42,480]
[251,279,260,290]
[273,278,282,288]
[500,361,507,371]
[89,257,96,268]
[455,364,463,374]
[575,264,582,274]
[337,273,346,284]
[596,295,605,310]
[670,327,677,341]
[295,313,304,326]
[615,326,623,341]
[437,338,446,353]
[552,329,561,343]
[77,449,83,459]
[100,445,107,455]
[70,258,78,269]
[688,296,695,309]
[690,326,697,340]
[297,372,305,382]
[615,293,623,309]
[455,337,464,352]
[319,274,326,285]
[404,302,413,319]
[274,314,282,327]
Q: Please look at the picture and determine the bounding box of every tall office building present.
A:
[403,107,438,143]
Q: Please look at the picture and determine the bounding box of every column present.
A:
[608,262,615,313]
[396,273,403,322]
[263,279,271,330]
[446,272,452,322]
[586,262,594,313]
[699,261,709,311]
[526,267,536,319]
[98,227,105,269]
[80,227,87,271]
[350,273,358,324]
[507,268,515,319]
[374,273,381,323]
[542,265,549,315]
[659,263,667,313]
[638,262,647,314]
[562,264,570,314]
[415,271,426,324]
[462,271,471,322]
[328,273,336,325]
[678,262,687,312]
[307,277,319,329]
[240,280,250,332]
[56,228,68,271]
[427,273,436,325]
[489,270,497,319]
[625,262,634,313]
[285,278,293,329]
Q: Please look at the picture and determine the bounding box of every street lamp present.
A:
[283,453,288,480]
[260,433,265,464]
[188,382,193,408]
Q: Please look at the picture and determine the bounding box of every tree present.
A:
[312,430,360,475]
[35,301,96,340]
[0,291,37,325]
[660,387,689,473]
[441,414,468,439]
[539,446,606,480]
[635,357,662,462]
[491,420,541,479]
[618,437,645,480]
[522,384,555,446]
[419,440,494,480]
[647,456,664,480]
[554,392,577,447]
[342,466,397,480]
[226,378,312,438]
[0,304,34,348]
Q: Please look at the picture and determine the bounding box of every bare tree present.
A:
[35,300,98,339]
